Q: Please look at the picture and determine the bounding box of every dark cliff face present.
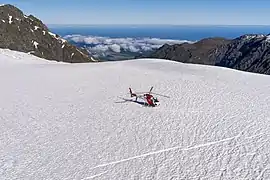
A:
[148,38,231,65]
[213,34,270,75]
[148,34,270,75]
[0,4,96,63]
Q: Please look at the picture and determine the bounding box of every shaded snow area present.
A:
[0,49,270,179]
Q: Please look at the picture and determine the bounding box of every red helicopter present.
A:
[127,86,170,107]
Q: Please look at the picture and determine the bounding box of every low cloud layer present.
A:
[64,34,194,53]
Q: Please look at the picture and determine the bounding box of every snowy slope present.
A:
[0,49,270,180]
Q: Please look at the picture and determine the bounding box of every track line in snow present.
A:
[89,132,264,171]
[81,171,108,180]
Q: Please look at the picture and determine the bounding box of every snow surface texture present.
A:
[0,49,270,180]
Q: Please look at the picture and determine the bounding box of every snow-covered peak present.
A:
[243,34,257,40]
[241,34,265,41]
[238,34,270,44]
[266,35,270,42]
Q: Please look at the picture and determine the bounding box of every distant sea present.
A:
[48,25,270,41]
[48,25,270,60]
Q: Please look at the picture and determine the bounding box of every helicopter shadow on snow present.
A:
[115,97,148,107]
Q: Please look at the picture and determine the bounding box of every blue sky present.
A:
[1,0,269,25]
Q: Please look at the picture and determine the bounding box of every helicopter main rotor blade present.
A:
[149,86,153,93]
[151,92,170,98]
[126,86,169,98]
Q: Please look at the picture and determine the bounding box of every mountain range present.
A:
[0,4,270,75]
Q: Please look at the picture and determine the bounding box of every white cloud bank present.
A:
[64,35,194,53]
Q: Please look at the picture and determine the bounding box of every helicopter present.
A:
[125,86,170,107]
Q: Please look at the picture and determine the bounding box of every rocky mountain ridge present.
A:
[147,37,231,65]
[0,4,96,63]
[147,34,270,75]
[214,34,270,74]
